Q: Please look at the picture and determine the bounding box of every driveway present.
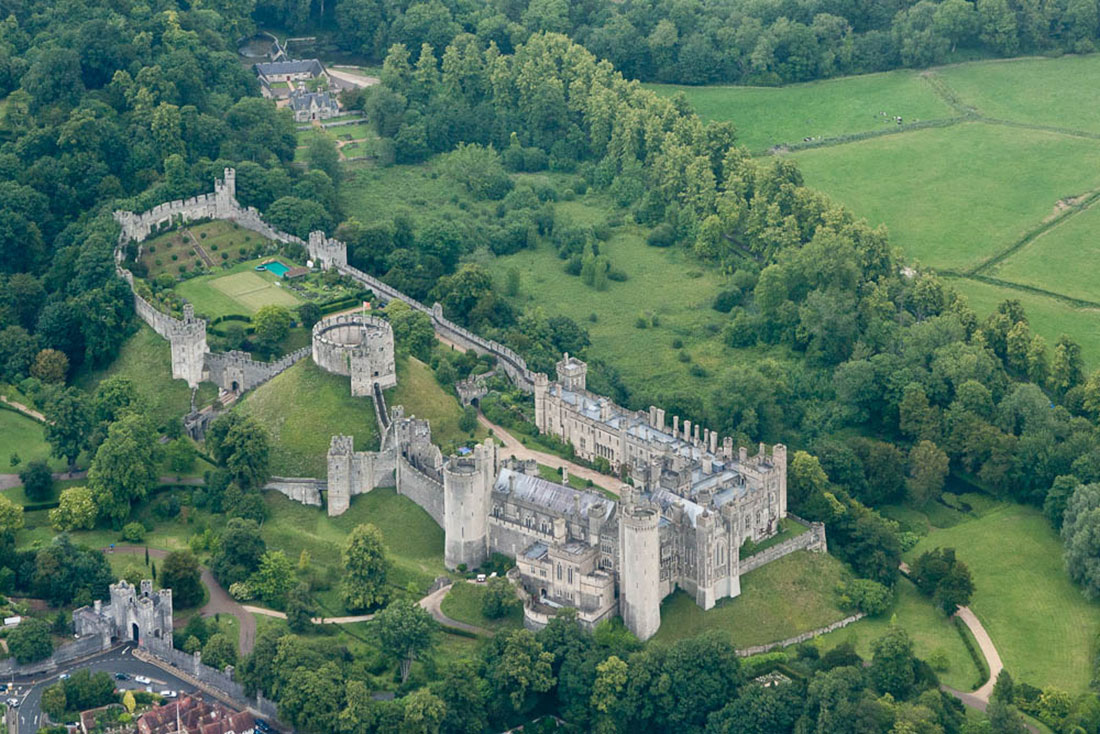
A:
[106,547,255,656]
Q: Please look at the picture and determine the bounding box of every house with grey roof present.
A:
[254,59,327,99]
[288,87,340,122]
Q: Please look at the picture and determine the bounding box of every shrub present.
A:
[837,579,893,616]
[221,253,228,260]
[689,364,707,378]
[148,245,156,253]
[672,338,683,349]
[481,577,521,619]
[678,350,691,363]
[170,254,178,261]
[200,233,208,239]
[588,313,598,322]
[210,243,217,250]
[121,522,146,543]
[646,223,676,248]
[713,289,742,313]
[635,316,648,329]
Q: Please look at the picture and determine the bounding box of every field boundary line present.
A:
[978,116,1100,140]
[947,273,1100,310]
[966,188,1100,276]
[765,114,970,155]
[919,72,978,116]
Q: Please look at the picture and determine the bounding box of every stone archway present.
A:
[131,623,140,642]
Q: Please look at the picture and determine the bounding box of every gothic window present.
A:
[557,563,562,580]
[568,567,574,584]
[525,516,533,529]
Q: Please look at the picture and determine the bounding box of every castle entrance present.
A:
[131,623,140,642]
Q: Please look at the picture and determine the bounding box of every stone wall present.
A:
[736,613,865,657]
[739,522,828,575]
[396,455,445,526]
[204,347,311,394]
[311,313,396,395]
[0,633,107,676]
[141,643,281,721]
[264,477,326,506]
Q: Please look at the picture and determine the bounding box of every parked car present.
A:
[159,690,177,699]
[115,673,129,681]
[58,673,69,680]
[134,676,151,685]
[6,698,19,708]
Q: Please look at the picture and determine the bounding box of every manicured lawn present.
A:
[906,502,1100,693]
[741,517,808,557]
[236,359,379,477]
[439,581,522,631]
[792,122,1100,272]
[935,55,1100,133]
[948,276,1100,367]
[647,70,955,152]
[75,325,218,429]
[991,200,1100,304]
[0,409,68,471]
[175,261,301,318]
[653,550,852,648]
[386,355,487,452]
[261,488,446,606]
[816,577,981,692]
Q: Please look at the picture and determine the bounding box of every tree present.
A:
[206,413,271,490]
[0,494,24,538]
[31,348,69,383]
[41,684,67,719]
[88,413,158,524]
[122,690,136,713]
[869,625,916,699]
[19,460,53,501]
[265,197,332,240]
[991,669,1015,703]
[249,550,295,607]
[910,547,973,613]
[297,303,322,328]
[33,535,113,606]
[1061,483,1100,597]
[165,438,196,474]
[252,304,292,354]
[212,517,266,587]
[482,577,520,619]
[788,451,829,509]
[376,599,436,683]
[342,523,390,611]
[285,583,316,632]
[386,300,436,361]
[307,133,341,184]
[8,618,52,663]
[401,687,447,734]
[485,629,555,714]
[589,655,628,734]
[432,661,488,734]
[987,699,1028,734]
[203,633,237,670]
[162,550,204,608]
[1050,335,1084,395]
[907,440,949,505]
[42,387,90,471]
[50,486,96,531]
[1044,475,1079,529]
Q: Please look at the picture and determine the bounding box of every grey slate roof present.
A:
[254,59,324,77]
[289,88,337,112]
[494,467,615,521]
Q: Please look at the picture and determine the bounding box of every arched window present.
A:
[557,563,562,580]
[567,567,574,584]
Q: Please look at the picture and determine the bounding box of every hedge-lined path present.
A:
[105,545,256,657]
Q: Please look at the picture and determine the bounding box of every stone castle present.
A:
[117,170,826,643]
[74,579,174,649]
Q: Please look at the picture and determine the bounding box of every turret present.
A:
[169,305,208,389]
[618,500,661,641]
[534,372,549,432]
[327,435,354,516]
[555,353,587,392]
[443,439,497,570]
[308,231,348,270]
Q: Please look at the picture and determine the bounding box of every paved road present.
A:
[9,645,204,734]
[106,547,256,656]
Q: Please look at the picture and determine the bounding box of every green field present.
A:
[817,577,981,692]
[439,581,523,631]
[906,502,1099,693]
[991,201,1100,304]
[647,70,955,152]
[936,55,1100,133]
[76,325,218,428]
[261,487,446,606]
[653,551,852,648]
[175,260,302,318]
[387,355,488,451]
[237,359,379,477]
[0,409,68,471]
[792,122,1100,272]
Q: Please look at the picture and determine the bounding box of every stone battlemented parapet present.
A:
[312,313,396,395]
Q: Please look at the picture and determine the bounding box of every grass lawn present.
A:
[906,501,1100,693]
[0,409,70,471]
[792,122,1100,272]
[75,325,218,429]
[741,517,808,557]
[647,70,955,152]
[653,550,852,648]
[948,276,1100,367]
[816,577,981,692]
[236,359,379,477]
[991,200,1100,304]
[387,355,487,452]
[341,161,497,225]
[261,488,445,607]
[176,261,302,318]
[935,55,1100,133]
[439,581,522,631]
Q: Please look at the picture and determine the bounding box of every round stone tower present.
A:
[443,439,497,570]
[618,501,661,641]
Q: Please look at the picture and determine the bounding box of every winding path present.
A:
[105,546,256,657]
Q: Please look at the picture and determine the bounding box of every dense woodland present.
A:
[261,0,1100,85]
[5,0,1100,731]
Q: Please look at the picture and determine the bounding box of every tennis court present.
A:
[208,271,301,311]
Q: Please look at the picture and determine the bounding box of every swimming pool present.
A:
[256,261,290,277]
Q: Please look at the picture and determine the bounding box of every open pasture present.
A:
[907,501,1100,693]
[647,70,955,152]
[936,55,1100,133]
[792,122,1100,272]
